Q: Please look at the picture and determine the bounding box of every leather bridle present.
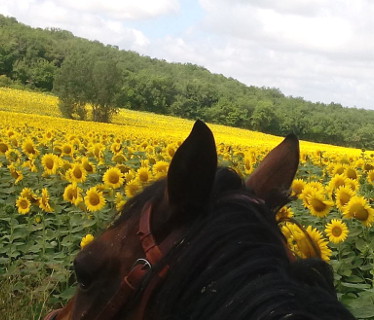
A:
[45,200,178,320]
[44,192,302,320]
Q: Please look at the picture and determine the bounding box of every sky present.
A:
[1,0,374,110]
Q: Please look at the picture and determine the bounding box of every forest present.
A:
[0,14,373,149]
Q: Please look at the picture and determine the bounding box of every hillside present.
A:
[0,14,373,149]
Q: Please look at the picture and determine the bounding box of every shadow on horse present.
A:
[46,120,355,320]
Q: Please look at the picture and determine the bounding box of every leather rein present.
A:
[45,200,177,320]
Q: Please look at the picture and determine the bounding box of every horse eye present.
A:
[74,259,93,290]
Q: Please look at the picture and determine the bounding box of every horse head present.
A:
[46,120,354,320]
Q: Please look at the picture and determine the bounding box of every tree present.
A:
[53,44,122,122]
[250,101,278,132]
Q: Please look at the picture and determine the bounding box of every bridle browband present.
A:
[45,200,178,320]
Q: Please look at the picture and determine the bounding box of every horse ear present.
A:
[245,134,299,210]
[167,120,217,217]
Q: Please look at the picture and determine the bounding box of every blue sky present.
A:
[129,0,204,39]
[1,0,374,110]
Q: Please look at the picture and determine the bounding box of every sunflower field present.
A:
[1,88,374,319]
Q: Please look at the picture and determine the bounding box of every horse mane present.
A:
[149,168,354,320]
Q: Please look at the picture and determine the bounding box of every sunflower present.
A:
[103,167,124,189]
[22,159,38,173]
[291,179,306,198]
[20,187,38,204]
[152,161,169,179]
[61,143,74,157]
[343,196,374,227]
[136,167,152,184]
[110,142,122,154]
[80,234,94,249]
[327,174,347,195]
[16,196,31,214]
[8,163,23,184]
[80,157,95,174]
[112,153,127,164]
[344,178,359,192]
[41,153,60,175]
[5,148,21,163]
[22,138,38,158]
[124,170,136,183]
[125,179,142,198]
[281,223,331,261]
[115,192,127,211]
[344,166,359,180]
[38,188,54,213]
[364,163,374,172]
[90,143,105,160]
[63,183,83,205]
[276,206,294,222]
[164,143,177,159]
[305,226,332,261]
[0,141,9,154]
[367,170,374,184]
[66,163,87,183]
[84,186,106,212]
[325,219,349,244]
[305,190,334,218]
[332,164,346,175]
[335,186,355,211]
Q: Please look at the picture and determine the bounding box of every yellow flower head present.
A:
[112,153,127,164]
[63,183,83,205]
[66,163,87,183]
[80,234,94,249]
[0,141,9,154]
[20,187,37,202]
[327,174,347,195]
[136,167,152,184]
[61,143,74,157]
[291,179,306,198]
[152,161,169,179]
[343,196,374,227]
[38,188,54,213]
[164,143,177,159]
[5,148,21,163]
[281,223,332,261]
[41,153,60,175]
[115,192,127,211]
[16,196,31,214]
[8,163,24,184]
[367,170,374,184]
[22,159,38,173]
[335,186,355,212]
[80,157,95,174]
[110,142,122,154]
[305,189,334,218]
[84,186,106,212]
[125,179,142,198]
[344,166,359,180]
[22,138,38,158]
[103,167,124,189]
[332,164,346,175]
[325,219,349,244]
[275,206,294,222]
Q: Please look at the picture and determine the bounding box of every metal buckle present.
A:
[133,258,152,271]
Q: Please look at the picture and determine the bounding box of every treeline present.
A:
[0,15,373,149]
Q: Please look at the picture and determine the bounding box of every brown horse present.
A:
[45,120,355,320]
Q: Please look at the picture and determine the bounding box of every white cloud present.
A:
[1,0,374,109]
[53,0,179,20]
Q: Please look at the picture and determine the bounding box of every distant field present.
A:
[1,87,374,319]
